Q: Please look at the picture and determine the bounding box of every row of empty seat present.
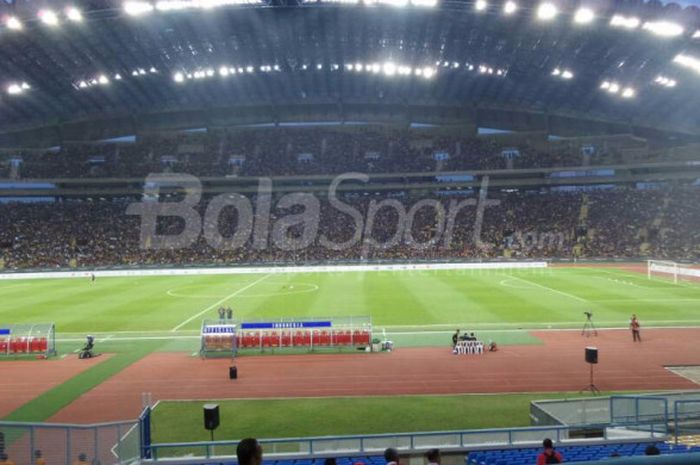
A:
[0,336,49,354]
[239,330,372,349]
[467,442,700,465]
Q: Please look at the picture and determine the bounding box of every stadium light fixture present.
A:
[6,16,23,30]
[66,7,83,22]
[621,87,635,98]
[98,74,109,85]
[124,1,155,16]
[694,30,700,39]
[38,9,60,26]
[573,7,594,24]
[422,66,436,79]
[219,66,229,77]
[7,83,25,95]
[503,1,517,15]
[537,3,557,21]
[355,63,364,71]
[138,68,147,75]
[610,15,639,29]
[475,0,488,12]
[551,68,561,76]
[115,74,122,80]
[654,75,677,87]
[642,21,684,38]
[78,80,88,89]
[673,54,700,75]
[561,70,573,79]
[383,62,397,76]
[411,0,437,7]
[173,72,185,82]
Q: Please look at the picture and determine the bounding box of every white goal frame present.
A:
[647,260,700,284]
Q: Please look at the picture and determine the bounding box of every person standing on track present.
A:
[630,314,641,342]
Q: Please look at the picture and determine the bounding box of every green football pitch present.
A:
[2,264,699,428]
[1,266,699,335]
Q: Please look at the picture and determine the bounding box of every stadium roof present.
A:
[0,0,700,146]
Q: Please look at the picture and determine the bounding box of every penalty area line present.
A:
[507,274,590,304]
[171,273,272,332]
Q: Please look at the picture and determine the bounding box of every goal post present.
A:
[647,260,700,284]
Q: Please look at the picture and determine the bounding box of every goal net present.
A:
[647,260,700,285]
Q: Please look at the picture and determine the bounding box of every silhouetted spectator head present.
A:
[542,438,554,450]
[237,438,263,465]
[645,444,660,456]
[384,448,399,464]
[324,458,337,465]
[425,448,440,464]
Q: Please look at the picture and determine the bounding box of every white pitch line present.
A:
[507,274,590,304]
[171,274,271,332]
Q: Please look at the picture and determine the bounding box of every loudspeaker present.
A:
[229,366,238,379]
[203,404,220,431]
[585,347,598,364]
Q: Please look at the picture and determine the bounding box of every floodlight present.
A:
[642,21,683,38]
[610,15,639,29]
[174,72,185,83]
[90,79,98,85]
[673,54,700,74]
[537,3,557,20]
[38,9,59,26]
[206,68,215,77]
[412,0,437,6]
[573,7,594,24]
[600,81,610,89]
[138,68,146,75]
[246,66,254,73]
[317,64,323,70]
[66,7,83,22]
[273,64,280,71]
[21,82,30,90]
[355,63,364,71]
[503,1,517,15]
[98,75,109,85]
[422,66,436,79]
[561,70,573,79]
[150,67,158,73]
[115,74,122,80]
[78,81,88,88]
[370,63,381,73]
[219,66,229,77]
[124,1,154,16]
[621,87,635,98]
[608,83,620,93]
[552,68,561,76]
[694,30,700,39]
[475,0,487,11]
[7,84,23,95]
[6,16,23,30]
[383,62,397,76]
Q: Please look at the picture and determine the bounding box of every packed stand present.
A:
[0,185,697,270]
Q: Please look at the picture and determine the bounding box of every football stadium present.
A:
[1,0,700,464]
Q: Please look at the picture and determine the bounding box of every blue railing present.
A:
[146,422,668,461]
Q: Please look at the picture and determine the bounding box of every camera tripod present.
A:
[582,315,598,337]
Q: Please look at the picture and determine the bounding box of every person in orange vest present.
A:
[630,314,641,342]
[34,450,46,465]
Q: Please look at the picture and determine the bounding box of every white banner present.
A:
[0,261,547,281]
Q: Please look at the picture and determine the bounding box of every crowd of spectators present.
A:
[2,128,602,180]
[0,185,697,270]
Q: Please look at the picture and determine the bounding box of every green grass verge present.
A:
[3,340,164,422]
[151,393,614,442]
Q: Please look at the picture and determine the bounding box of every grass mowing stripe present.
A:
[2,340,163,422]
